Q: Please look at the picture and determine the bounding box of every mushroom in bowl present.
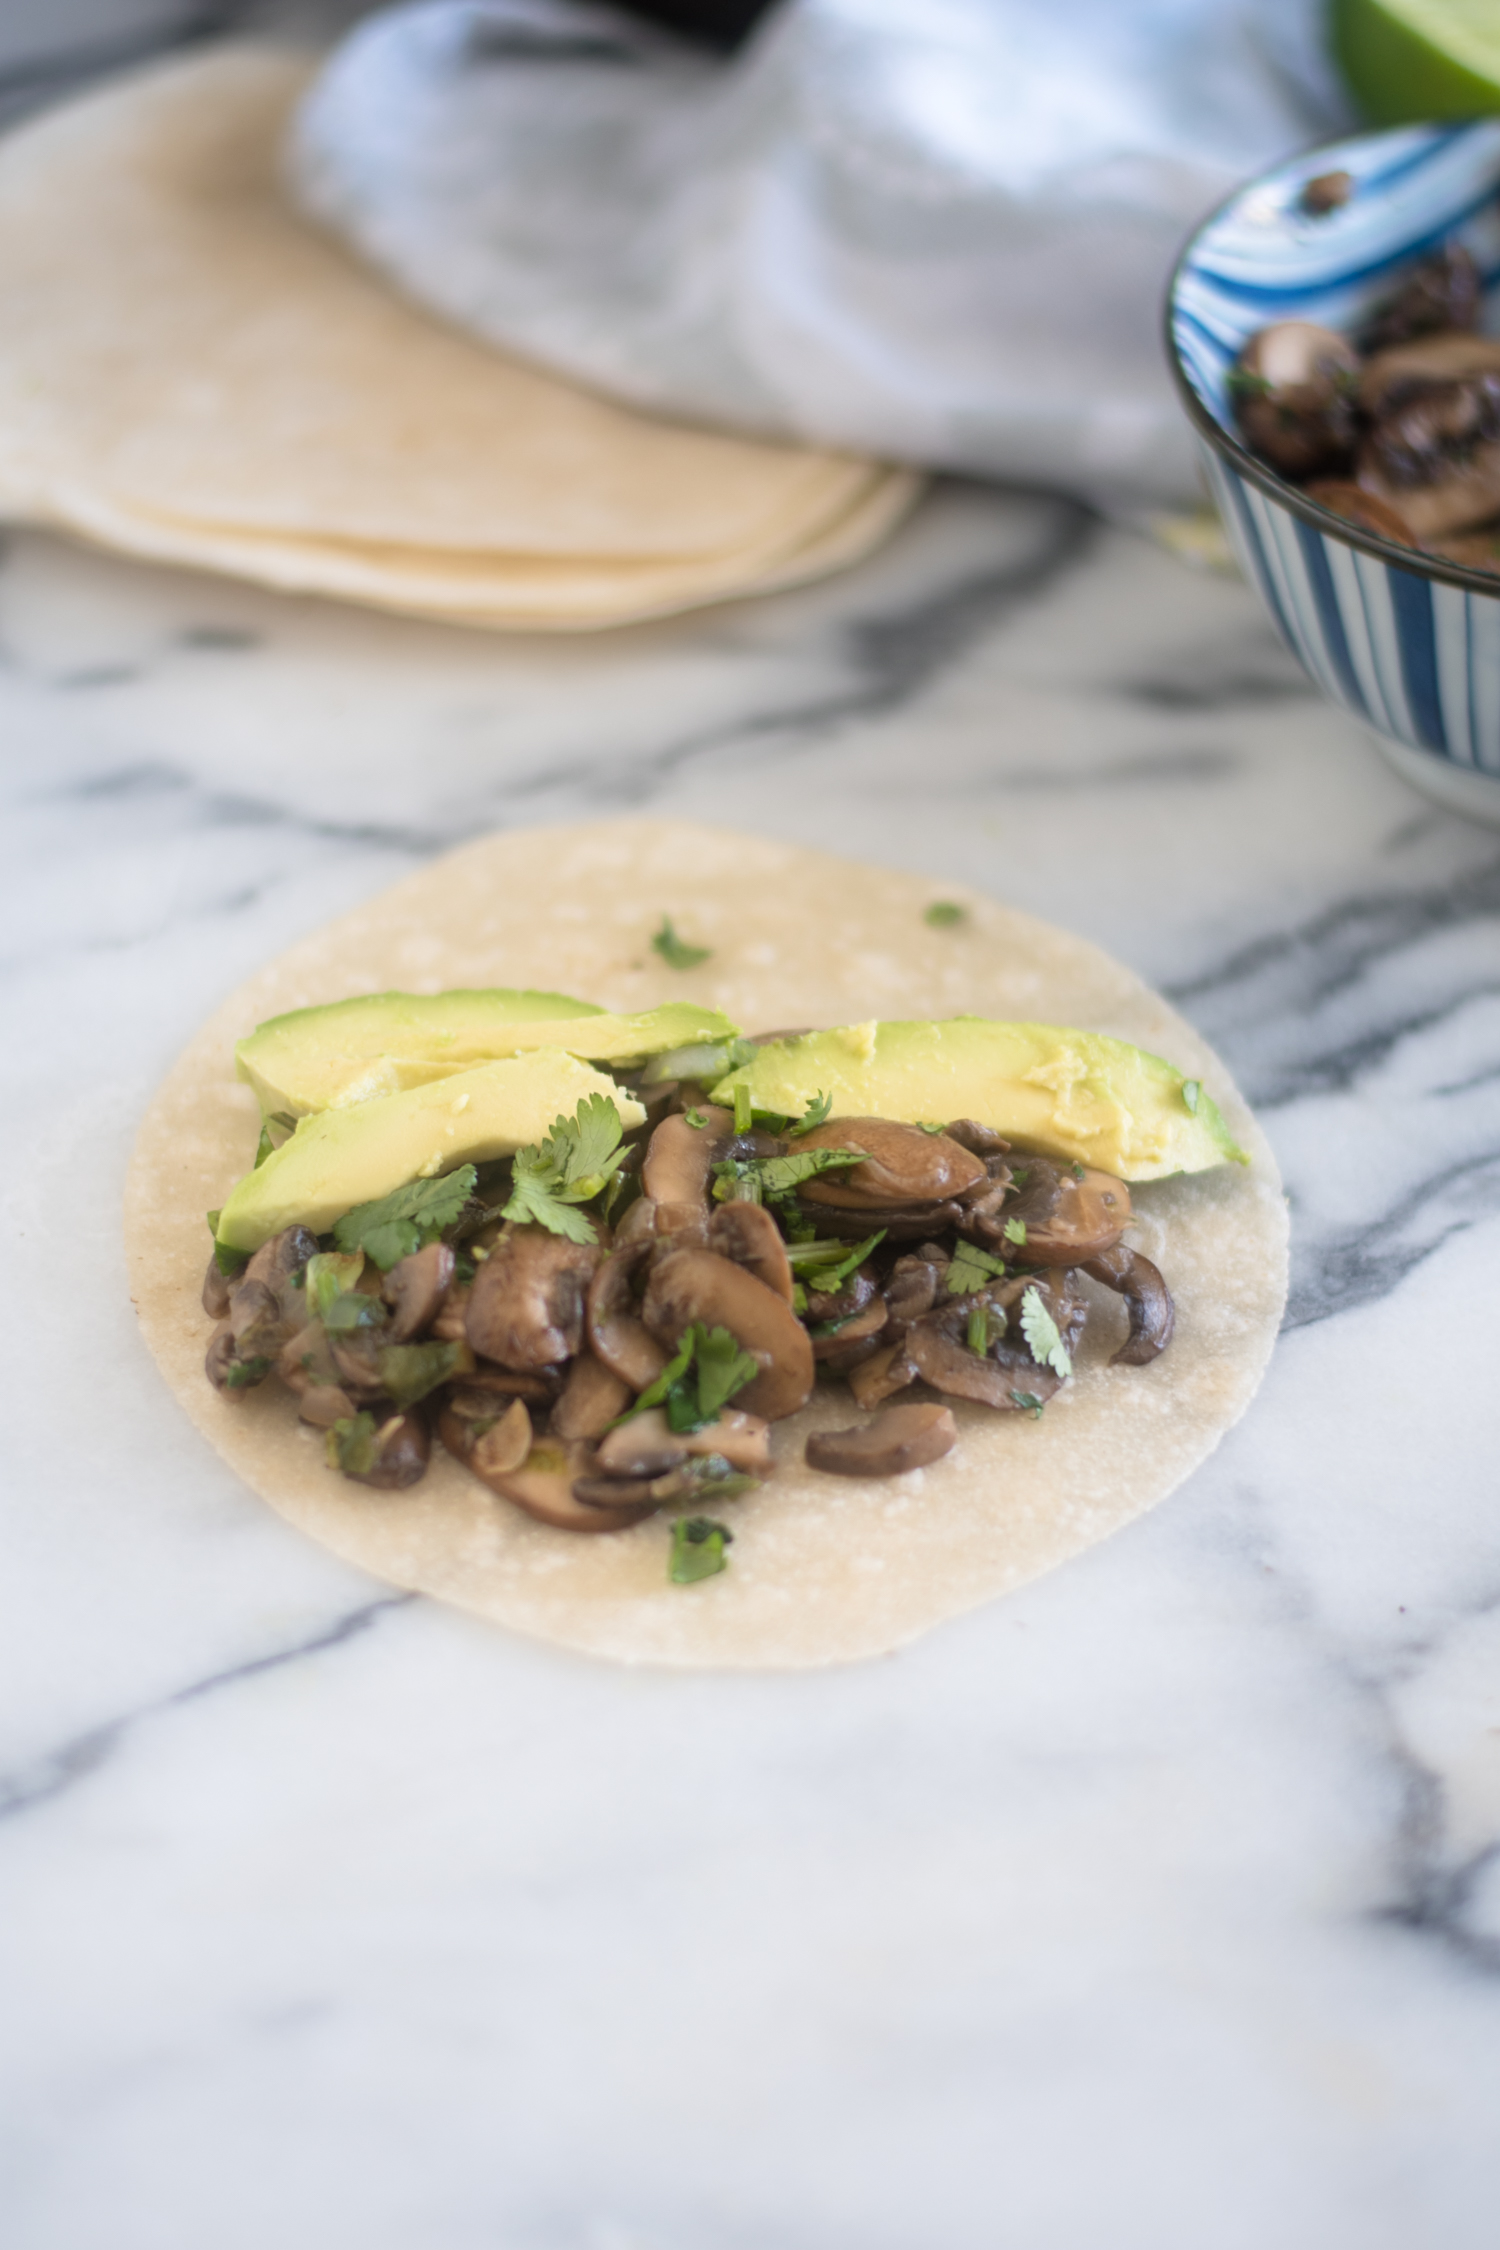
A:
[1167,119,1500,826]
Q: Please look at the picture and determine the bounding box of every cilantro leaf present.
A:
[615,1324,757,1434]
[718,1146,863,1202]
[223,1355,273,1390]
[788,1091,833,1135]
[652,916,712,971]
[946,1241,1008,1294]
[923,901,965,927]
[334,1164,478,1270]
[1020,1286,1073,1379]
[326,1411,379,1477]
[1003,1218,1028,1246]
[797,1229,887,1298]
[306,1250,365,1322]
[1010,1390,1046,1419]
[693,1327,761,1421]
[1182,1079,1202,1115]
[669,1515,733,1584]
[501,1096,627,1243]
[377,1339,466,1408]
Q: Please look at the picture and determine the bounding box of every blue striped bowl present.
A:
[1167,121,1500,824]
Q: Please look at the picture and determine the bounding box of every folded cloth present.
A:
[290,0,1352,512]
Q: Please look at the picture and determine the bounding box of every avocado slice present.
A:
[710,1018,1246,1180]
[235,990,740,1118]
[216,1050,645,1253]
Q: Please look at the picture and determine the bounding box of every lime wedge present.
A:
[1334,0,1500,122]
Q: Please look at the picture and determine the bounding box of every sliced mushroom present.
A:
[471,1396,532,1477]
[466,1224,601,1371]
[794,1120,986,1209]
[642,1105,731,1218]
[1083,1246,1175,1365]
[806,1403,958,1477]
[345,1410,431,1491]
[202,1251,235,1321]
[464,1363,562,1405]
[382,1241,456,1343]
[615,1195,660,1246]
[803,1260,878,1324]
[642,1249,814,1421]
[296,1383,358,1429]
[587,1239,669,1392]
[942,1119,1010,1158]
[460,1435,656,1532]
[707,1200,794,1303]
[228,1276,283,1357]
[244,1224,319,1291]
[801,1198,965,1242]
[1003,1161,1131,1266]
[882,1247,949,1333]
[595,1405,771,1479]
[1231,321,1359,478]
[904,1304,1054,1410]
[1361,243,1480,354]
[327,1327,391,1403]
[846,1341,919,1410]
[810,1294,888,1362]
[204,1322,270,1397]
[1356,334,1500,535]
[551,1350,634,1441]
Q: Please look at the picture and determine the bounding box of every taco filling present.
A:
[198,993,1247,1585]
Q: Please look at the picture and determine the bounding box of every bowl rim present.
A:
[1162,118,1500,601]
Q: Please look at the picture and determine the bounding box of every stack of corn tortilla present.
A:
[0,48,919,632]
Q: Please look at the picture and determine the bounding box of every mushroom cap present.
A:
[465,1224,601,1371]
[806,1403,957,1477]
[382,1240,456,1343]
[1004,1161,1131,1266]
[794,1119,986,1208]
[551,1349,634,1441]
[641,1106,730,1214]
[586,1239,669,1392]
[642,1248,814,1421]
[706,1199,794,1302]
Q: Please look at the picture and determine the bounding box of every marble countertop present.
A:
[4,479,1499,2250]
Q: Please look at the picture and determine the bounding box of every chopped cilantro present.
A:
[1003,1218,1028,1246]
[334,1164,478,1270]
[966,1304,991,1356]
[791,1281,808,1315]
[1020,1286,1072,1379]
[669,1515,733,1584]
[684,1107,708,1129]
[323,1291,388,1336]
[924,902,966,927]
[788,1091,833,1135]
[253,1121,275,1170]
[1010,1390,1046,1419]
[223,1355,273,1390]
[749,1147,862,1198]
[617,1323,758,1435]
[651,916,712,971]
[306,1250,366,1323]
[797,1230,886,1299]
[502,1096,626,1244]
[1182,1079,1202,1115]
[377,1339,466,1408]
[918,1120,947,1135]
[733,1082,754,1136]
[326,1411,379,1477]
[946,1241,1008,1294]
[679,1454,760,1501]
[1068,1162,1084,1181]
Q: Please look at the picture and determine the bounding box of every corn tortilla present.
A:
[125,823,1288,1669]
[0,51,916,624]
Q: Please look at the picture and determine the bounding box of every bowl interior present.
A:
[1170,121,1500,435]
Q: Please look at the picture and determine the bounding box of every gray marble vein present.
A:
[2,476,1499,2250]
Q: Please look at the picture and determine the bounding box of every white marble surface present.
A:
[3,480,1500,2250]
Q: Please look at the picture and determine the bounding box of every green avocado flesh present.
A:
[216,1051,645,1253]
[235,990,738,1117]
[711,1019,1247,1181]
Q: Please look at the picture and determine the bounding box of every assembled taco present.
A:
[125,821,1287,1669]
